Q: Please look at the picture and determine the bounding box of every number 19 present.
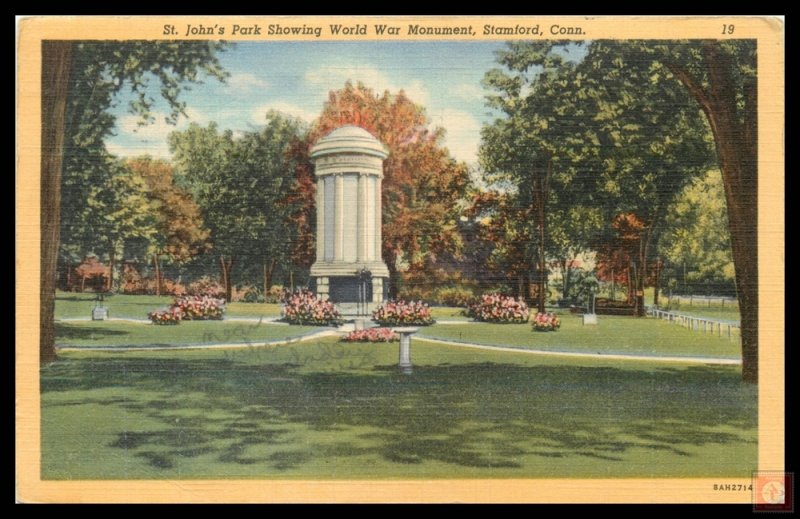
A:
[722,24,735,34]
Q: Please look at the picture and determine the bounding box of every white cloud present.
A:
[182,106,209,124]
[429,108,481,164]
[451,83,485,102]
[226,72,270,92]
[111,111,186,158]
[305,64,429,105]
[251,101,320,124]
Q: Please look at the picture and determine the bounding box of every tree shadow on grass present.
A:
[41,355,757,475]
[54,322,130,342]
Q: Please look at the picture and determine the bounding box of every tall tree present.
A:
[481,42,593,312]
[169,112,306,301]
[40,40,227,363]
[293,82,471,297]
[580,40,758,382]
[127,157,211,294]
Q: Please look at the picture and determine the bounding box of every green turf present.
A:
[428,306,471,321]
[55,292,283,320]
[418,315,742,359]
[41,338,756,479]
[55,320,320,348]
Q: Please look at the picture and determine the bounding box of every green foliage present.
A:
[169,112,306,288]
[58,40,228,273]
[658,170,736,294]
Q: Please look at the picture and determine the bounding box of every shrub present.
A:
[172,295,226,320]
[230,285,252,303]
[161,278,186,297]
[120,264,145,294]
[265,285,286,304]
[240,285,285,303]
[148,307,182,325]
[372,300,435,326]
[187,276,226,299]
[532,312,561,332]
[467,293,529,323]
[282,289,341,326]
[341,327,399,343]
[433,286,475,307]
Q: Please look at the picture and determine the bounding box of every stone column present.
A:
[334,173,344,261]
[374,177,382,261]
[316,177,325,262]
[357,173,368,262]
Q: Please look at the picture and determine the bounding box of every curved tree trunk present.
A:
[40,41,72,365]
[669,42,758,383]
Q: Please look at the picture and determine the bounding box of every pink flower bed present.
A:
[467,293,530,323]
[173,295,225,320]
[372,300,435,326]
[341,327,399,343]
[532,312,561,332]
[147,307,182,325]
[282,289,341,326]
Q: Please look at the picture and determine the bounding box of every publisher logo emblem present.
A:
[753,471,794,512]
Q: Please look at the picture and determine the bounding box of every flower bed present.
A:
[173,295,225,320]
[147,307,182,325]
[341,327,399,343]
[282,289,341,326]
[372,300,435,326]
[532,312,561,332]
[467,294,529,323]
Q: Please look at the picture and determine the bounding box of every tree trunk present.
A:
[531,160,550,314]
[219,255,234,302]
[40,41,72,365]
[263,258,276,300]
[561,259,571,301]
[653,260,661,307]
[152,254,161,296]
[669,42,758,383]
[107,246,115,292]
[634,229,651,317]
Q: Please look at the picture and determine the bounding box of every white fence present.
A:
[648,308,740,342]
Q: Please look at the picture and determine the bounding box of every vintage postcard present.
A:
[16,15,785,504]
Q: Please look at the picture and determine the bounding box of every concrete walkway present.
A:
[56,328,339,352]
[416,336,742,365]
[57,316,289,325]
[56,323,741,365]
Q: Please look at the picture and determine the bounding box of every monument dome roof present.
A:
[310,125,389,159]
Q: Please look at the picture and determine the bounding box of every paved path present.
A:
[56,324,741,365]
[416,337,741,365]
[58,316,288,325]
[56,328,339,352]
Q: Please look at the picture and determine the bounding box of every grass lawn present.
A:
[418,314,742,359]
[429,306,471,321]
[55,291,283,319]
[55,320,320,348]
[41,337,756,479]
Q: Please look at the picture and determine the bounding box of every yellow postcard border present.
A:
[16,15,785,503]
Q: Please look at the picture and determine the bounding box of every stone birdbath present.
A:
[392,327,419,374]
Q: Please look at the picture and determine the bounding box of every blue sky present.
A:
[106,41,511,165]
